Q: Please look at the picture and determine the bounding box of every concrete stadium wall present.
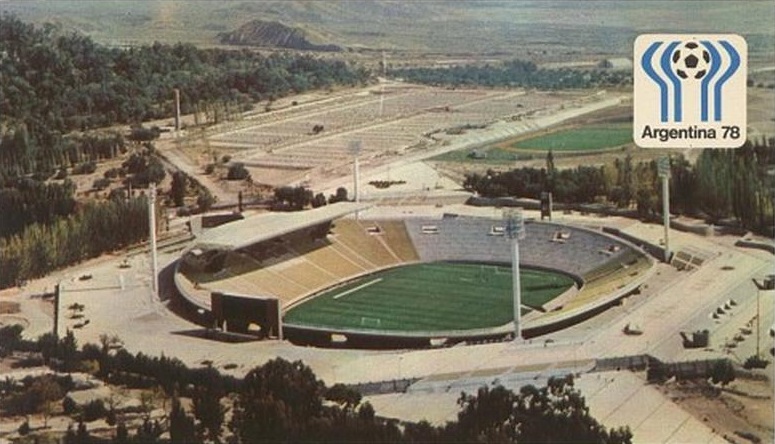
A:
[735,238,775,255]
[602,226,668,261]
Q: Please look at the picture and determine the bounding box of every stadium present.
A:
[173,202,656,348]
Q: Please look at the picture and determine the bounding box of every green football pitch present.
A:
[283,262,575,332]
[512,124,632,152]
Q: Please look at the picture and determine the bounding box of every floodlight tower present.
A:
[349,140,363,219]
[148,182,159,300]
[504,208,526,340]
[658,156,671,263]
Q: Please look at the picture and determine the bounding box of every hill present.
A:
[218,20,342,52]
[0,1,771,57]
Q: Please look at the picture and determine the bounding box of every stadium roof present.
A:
[194,202,370,251]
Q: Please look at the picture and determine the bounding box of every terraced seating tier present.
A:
[405,218,635,278]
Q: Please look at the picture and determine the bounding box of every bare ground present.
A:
[655,372,773,444]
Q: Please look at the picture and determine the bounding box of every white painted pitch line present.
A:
[333,278,383,300]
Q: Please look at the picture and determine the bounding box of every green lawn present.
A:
[283,262,575,332]
[430,147,538,164]
[512,124,632,152]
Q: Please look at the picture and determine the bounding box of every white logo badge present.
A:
[634,34,747,148]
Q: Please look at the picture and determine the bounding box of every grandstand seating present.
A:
[404,218,635,277]
[178,215,652,329]
[331,219,403,268]
[181,218,421,308]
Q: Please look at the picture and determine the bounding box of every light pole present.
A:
[504,208,526,341]
[756,286,760,358]
[658,156,671,263]
[148,182,159,300]
[349,140,362,220]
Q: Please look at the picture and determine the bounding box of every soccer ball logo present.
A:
[671,41,711,80]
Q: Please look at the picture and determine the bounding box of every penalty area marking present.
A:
[333,278,383,300]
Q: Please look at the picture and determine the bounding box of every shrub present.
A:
[104,168,120,179]
[710,360,735,385]
[92,178,111,190]
[72,161,97,175]
[227,163,250,181]
[82,399,107,422]
[63,396,77,414]
[55,167,69,180]
[743,355,769,369]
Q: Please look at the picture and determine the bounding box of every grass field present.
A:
[511,124,632,152]
[430,147,538,164]
[283,262,575,332]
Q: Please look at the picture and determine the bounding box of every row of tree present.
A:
[272,185,349,211]
[0,178,77,239]
[465,141,774,234]
[0,14,370,149]
[0,196,149,288]
[0,325,633,443]
[391,59,631,89]
[0,128,126,181]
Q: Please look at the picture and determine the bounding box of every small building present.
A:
[598,58,633,71]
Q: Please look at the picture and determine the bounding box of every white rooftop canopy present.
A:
[194,202,370,251]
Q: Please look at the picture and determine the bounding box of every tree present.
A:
[197,189,215,212]
[170,397,197,443]
[60,329,79,372]
[273,185,313,211]
[545,150,556,193]
[170,171,187,207]
[325,383,362,412]
[710,360,735,386]
[329,187,349,204]
[311,192,327,208]
[454,376,633,444]
[226,163,250,181]
[230,358,325,443]
[115,421,129,444]
[76,420,90,444]
[143,156,166,185]
[192,367,227,443]
[18,420,30,436]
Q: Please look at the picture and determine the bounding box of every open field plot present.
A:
[283,262,574,332]
[199,85,575,173]
[510,124,632,152]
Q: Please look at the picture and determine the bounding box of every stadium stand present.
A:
[404,217,634,277]
[178,216,420,309]
[175,211,653,343]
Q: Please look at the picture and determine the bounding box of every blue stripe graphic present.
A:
[641,42,669,122]
[714,40,740,122]
[700,41,722,122]
[660,41,682,122]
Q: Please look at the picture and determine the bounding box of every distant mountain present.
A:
[0,1,771,56]
[219,20,342,52]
